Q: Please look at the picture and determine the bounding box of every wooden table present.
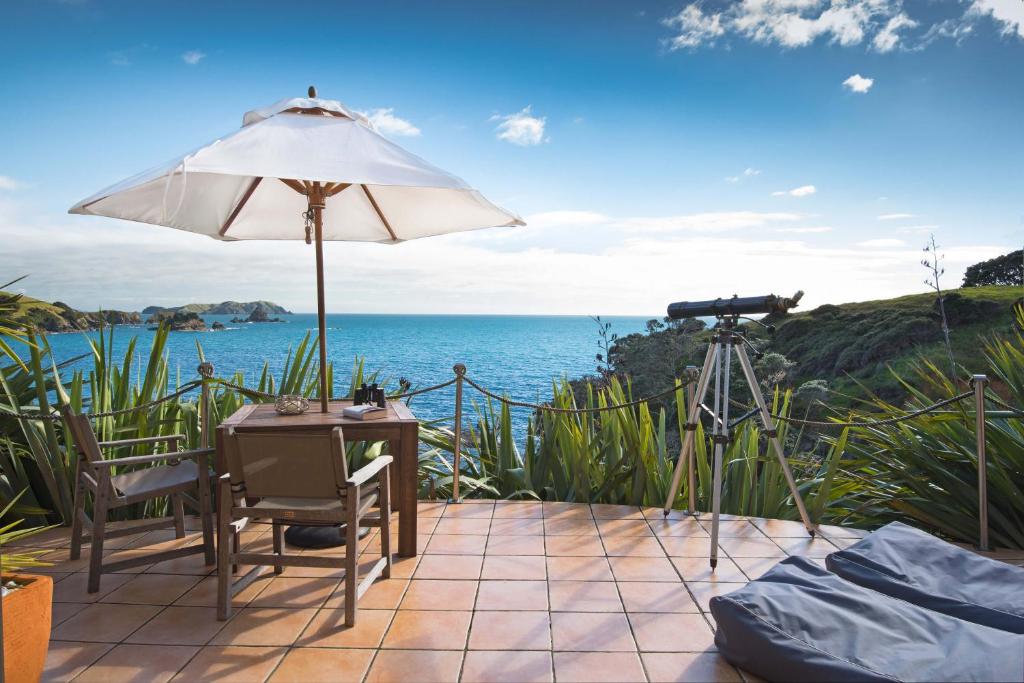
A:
[216,400,420,557]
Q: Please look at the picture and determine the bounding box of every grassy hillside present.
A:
[766,285,1021,400]
[603,285,1022,409]
[2,291,141,332]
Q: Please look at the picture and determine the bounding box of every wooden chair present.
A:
[217,426,392,625]
[61,406,216,593]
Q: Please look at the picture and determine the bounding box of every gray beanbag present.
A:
[710,556,1024,683]
[827,521,1024,634]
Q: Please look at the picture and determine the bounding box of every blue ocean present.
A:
[38,314,651,427]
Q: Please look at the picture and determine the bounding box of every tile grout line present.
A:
[357,508,433,683]
[544,504,569,683]
[456,504,489,683]
[607,505,652,683]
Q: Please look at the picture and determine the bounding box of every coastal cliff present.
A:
[2,294,141,333]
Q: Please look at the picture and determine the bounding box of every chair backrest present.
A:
[60,405,119,498]
[227,426,349,501]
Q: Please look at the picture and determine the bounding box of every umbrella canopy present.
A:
[70,87,524,410]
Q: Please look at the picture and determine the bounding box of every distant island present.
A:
[142,301,292,316]
[1,293,292,333]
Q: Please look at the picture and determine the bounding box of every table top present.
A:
[222,400,417,433]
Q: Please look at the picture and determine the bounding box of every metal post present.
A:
[449,364,466,504]
[198,362,214,449]
[685,366,697,515]
[974,374,989,551]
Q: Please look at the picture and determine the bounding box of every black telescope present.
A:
[667,291,803,319]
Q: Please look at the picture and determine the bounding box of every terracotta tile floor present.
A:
[31,502,896,682]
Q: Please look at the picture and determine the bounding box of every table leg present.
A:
[387,438,402,514]
[398,423,419,557]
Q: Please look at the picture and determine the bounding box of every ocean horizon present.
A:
[36,313,653,428]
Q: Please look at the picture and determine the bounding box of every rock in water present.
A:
[231,304,282,324]
[146,311,207,331]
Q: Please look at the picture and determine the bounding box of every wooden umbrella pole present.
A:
[311,183,329,413]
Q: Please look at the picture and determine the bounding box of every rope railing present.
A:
[2,379,205,422]
[460,374,683,413]
[769,391,976,429]
[5,358,1024,550]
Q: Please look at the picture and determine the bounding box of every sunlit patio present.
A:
[11,501,894,682]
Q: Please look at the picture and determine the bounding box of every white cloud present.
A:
[873,13,918,52]
[0,176,25,191]
[618,211,802,233]
[360,108,421,137]
[661,0,1016,52]
[181,50,206,65]
[843,73,874,93]
[919,17,976,47]
[525,211,609,229]
[877,212,915,220]
[777,226,833,233]
[1,201,1006,316]
[725,167,761,182]
[511,210,803,235]
[664,0,920,52]
[772,185,817,197]
[858,238,906,247]
[969,0,1024,38]
[492,106,547,146]
[663,4,727,49]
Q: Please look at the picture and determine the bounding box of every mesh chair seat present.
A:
[248,488,379,521]
[112,460,200,498]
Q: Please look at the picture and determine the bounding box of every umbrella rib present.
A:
[279,178,307,195]
[360,185,398,242]
[219,177,263,237]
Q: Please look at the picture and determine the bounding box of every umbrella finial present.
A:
[308,85,317,98]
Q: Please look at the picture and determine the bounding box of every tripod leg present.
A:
[710,338,732,570]
[686,372,697,514]
[734,345,816,536]
[664,343,717,516]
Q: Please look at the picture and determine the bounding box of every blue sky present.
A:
[1,0,1021,314]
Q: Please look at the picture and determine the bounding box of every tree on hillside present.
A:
[962,249,1024,287]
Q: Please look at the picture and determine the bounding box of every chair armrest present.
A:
[98,434,185,449]
[347,455,393,487]
[91,447,214,468]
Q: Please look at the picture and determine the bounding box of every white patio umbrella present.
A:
[70,87,524,412]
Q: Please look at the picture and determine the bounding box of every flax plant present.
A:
[832,303,1024,549]
[420,375,848,521]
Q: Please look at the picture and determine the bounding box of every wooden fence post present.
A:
[198,362,214,449]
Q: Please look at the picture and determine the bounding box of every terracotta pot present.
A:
[2,574,53,683]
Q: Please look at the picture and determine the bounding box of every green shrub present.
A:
[831,304,1024,549]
